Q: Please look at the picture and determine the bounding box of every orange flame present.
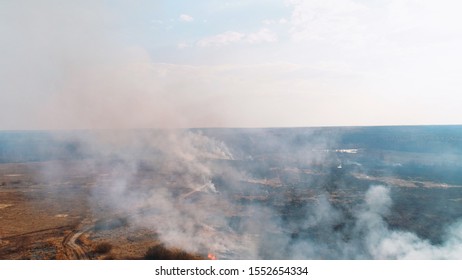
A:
[207,253,217,260]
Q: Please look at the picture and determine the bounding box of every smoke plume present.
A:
[53,128,462,259]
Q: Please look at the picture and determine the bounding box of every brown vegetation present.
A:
[0,161,168,260]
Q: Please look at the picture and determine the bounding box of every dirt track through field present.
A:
[62,223,93,260]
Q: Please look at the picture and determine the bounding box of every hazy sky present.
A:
[1,0,462,129]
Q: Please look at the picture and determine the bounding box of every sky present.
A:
[1,0,462,130]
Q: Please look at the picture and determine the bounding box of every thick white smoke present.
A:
[81,130,258,258]
[354,185,462,259]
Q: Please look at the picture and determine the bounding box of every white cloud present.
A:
[287,0,462,47]
[262,18,288,25]
[197,31,246,47]
[386,0,462,33]
[179,14,194,22]
[246,28,278,44]
[177,42,189,49]
[287,0,367,44]
[197,29,277,47]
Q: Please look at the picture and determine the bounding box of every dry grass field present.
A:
[0,160,204,260]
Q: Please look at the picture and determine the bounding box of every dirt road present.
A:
[62,224,93,260]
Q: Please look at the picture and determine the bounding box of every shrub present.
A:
[143,244,202,260]
[93,242,112,254]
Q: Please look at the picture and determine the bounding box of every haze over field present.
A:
[1,1,462,261]
[1,0,462,130]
